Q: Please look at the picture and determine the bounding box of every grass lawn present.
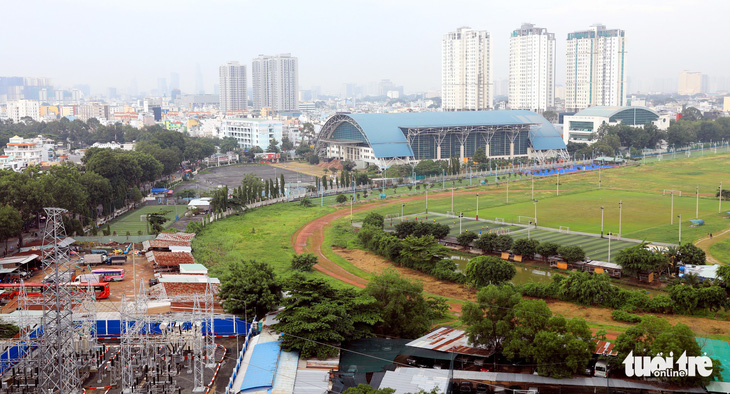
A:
[710,238,730,265]
[190,202,359,287]
[106,205,185,235]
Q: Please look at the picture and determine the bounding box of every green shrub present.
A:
[611,310,642,323]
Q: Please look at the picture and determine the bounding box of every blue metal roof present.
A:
[240,341,281,392]
[336,111,565,158]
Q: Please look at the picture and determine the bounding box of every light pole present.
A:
[451,187,454,213]
[442,169,445,190]
[459,212,463,234]
[678,214,682,244]
[476,192,479,220]
[556,171,560,196]
[531,176,534,200]
[598,166,601,189]
[425,188,428,214]
[720,182,724,213]
[608,232,612,263]
[601,206,604,238]
[533,199,538,227]
[350,195,353,223]
[506,178,509,203]
[671,191,674,225]
[401,203,405,222]
[696,185,699,219]
[618,200,623,239]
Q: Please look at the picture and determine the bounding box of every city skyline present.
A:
[2,0,729,96]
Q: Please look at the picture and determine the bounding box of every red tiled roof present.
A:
[147,251,195,266]
[144,239,191,250]
[156,233,196,242]
[594,340,618,356]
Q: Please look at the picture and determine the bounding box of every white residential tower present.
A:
[442,27,493,111]
[508,23,555,113]
[565,24,626,112]
[251,54,299,112]
[219,61,247,113]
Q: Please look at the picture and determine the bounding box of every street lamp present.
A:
[350,195,353,224]
[600,206,604,238]
[451,187,454,214]
[608,232,612,263]
[425,188,428,214]
[671,191,674,225]
[401,203,405,222]
[459,212,463,234]
[696,185,699,219]
[720,182,724,213]
[533,199,538,227]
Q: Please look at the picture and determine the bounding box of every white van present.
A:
[595,360,609,377]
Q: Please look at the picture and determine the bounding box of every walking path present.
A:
[694,228,730,265]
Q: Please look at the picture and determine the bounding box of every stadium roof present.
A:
[324,111,566,159]
[573,106,659,118]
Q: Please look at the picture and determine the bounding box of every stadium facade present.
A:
[315,111,567,167]
[562,106,671,145]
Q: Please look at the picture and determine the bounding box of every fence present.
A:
[73,235,156,244]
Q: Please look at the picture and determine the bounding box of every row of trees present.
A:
[463,284,717,385]
[217,260,447,358]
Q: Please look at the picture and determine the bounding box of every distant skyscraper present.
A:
[441,27,493,111]
[251,53,299,112]
[219,61,247,112]
[565,24,626,112]
[678,70,708,95]
[508,23,555,113]
[170,72,180,91]
[158,78,168,96]
[195,64,205,94]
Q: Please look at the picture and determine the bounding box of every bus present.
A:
[0,282,110,300]
[91,268,125,282]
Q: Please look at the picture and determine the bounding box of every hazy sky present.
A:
[3,0,729,95]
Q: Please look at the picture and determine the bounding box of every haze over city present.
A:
[3,0,730,95]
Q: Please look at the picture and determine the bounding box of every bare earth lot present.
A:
[174,164,313,195]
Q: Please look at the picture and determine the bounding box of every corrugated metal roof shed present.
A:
[593,340,618,356]
[405,326,493,357]
[147,251,195,267]
[179,263,208,274]
[378,367,449,394]
[452,370,706,392]
[292,370,330,394]
[0,254,39,266]
[158,275,219,284]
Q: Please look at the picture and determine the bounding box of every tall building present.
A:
[218,61,247,112]
[441,27,493,111]
[251,54,299,112]
[565,24,626,112]
[678,70,708,95]
[220,118,283,150]
[6,100,40,122]
[508,23,555,113]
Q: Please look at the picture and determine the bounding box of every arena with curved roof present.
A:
[314,111,567,167]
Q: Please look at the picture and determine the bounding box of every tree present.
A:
[511,238,539,259]
[718,265,730,284]
[613,315,719,385]
[474,233,498,254]
[291,253,318,272]
[465,256,516,287]
[365,270,440,338]
[533,317,593,378]
[472,147,488,164]
[219,136,239,153]
[536,242,560,262]
[398,235,450,272]
[362,212,384,229]
[343,385,395,394]
[502,299,552,361]
[218,260,282,320]
[0,205,22,251]
[336,194,348,204]
[342,160,356,171]
[493,234,513,252]
[680,106,703,122]
[456,231,478,249]
[272,276,381,359]
[557,245,585,264]
[462,284,521,355]
[266,138,280,153]
[614,243,669,279]
[677,243,706,265]
[280,136,295,151]
[147,210,170,234]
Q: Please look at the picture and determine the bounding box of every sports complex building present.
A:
[314,111,567,167]
[562,106,671,145]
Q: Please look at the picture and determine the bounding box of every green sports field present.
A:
[105,205,186,235]
[351,151,730,247]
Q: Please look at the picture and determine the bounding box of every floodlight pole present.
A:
[556,171,560,196]
[350,196,353,224]
[506,178,509,203]
[401,203,405,222]
[425,189,429,214]
[671,191,674,225]
[442,169,445,190]
[459,212,463,234]
[608,233,612,263]
[599,167,601,189]
[533,199,538,227]
[601,206,604,238]
[531,176,534,200]
[476,192,479,220]
[720,182,723,213]
[696,185,699,219]
[678,214,682,245]
[451,187,454,213]
[619,201,623,239]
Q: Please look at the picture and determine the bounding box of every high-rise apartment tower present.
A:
[442,27,493,111]
[508,23,555,113]
[565,24,626,112]
[219,61,247,112]
[251,54,299,112]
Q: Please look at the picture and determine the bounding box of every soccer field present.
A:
[106,205,185,235]
[353,151,730,245]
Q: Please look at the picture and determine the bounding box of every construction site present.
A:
[0,207,250,394]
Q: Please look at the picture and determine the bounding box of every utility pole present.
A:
[531,176,534,200]
[720,182,724,213]
[671,191,674,225]
[425,188,428,214]
[556,171,560,196]
[678,215,682,245]
[451,187,454,213]
[696,185,699,219]
[601,206,604,238]
[476,193,479,221]
[619,201,623,239]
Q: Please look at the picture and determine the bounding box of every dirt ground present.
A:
[271,161,327,178]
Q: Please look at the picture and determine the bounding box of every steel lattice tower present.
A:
[38,207,81,393]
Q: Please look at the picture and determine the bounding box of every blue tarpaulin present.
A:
[240,341,282,392]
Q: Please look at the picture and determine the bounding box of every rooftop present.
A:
[405,326,493,357]
[146,251,196,266]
